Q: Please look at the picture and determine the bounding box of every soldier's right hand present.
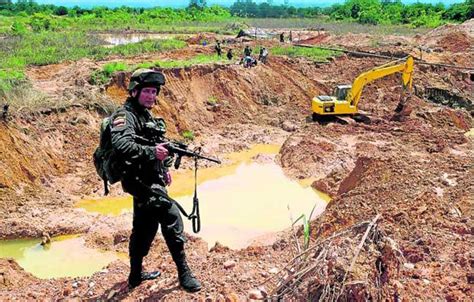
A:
[155,143,169,161]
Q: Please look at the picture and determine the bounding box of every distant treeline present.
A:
[0,0,472,28]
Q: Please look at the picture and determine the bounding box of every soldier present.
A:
[110,69,201,292]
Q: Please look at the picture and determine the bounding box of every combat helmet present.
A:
[128,68,166,94]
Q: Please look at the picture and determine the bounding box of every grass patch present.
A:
[153,54,228,69]
[206,96,219,106]
[270,46,341,62]
[90,62,128,85]
[0,33,186,93]
[181,130,195,141]
[0,81,53,111]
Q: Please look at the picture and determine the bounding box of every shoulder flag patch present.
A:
[112,114,126,128]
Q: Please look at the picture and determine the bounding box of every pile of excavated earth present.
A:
[0,19,472,300]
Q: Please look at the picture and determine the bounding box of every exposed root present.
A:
[264,215,406,301]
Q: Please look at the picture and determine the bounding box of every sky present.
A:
[32,0,467,8]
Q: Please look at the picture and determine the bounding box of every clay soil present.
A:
[0,21,472,301]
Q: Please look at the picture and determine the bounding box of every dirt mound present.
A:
[106,57,326,136]
[277,110,472,300]
[438,31,471,52]
[186,33,217,45]
[418,20,474,52]
[296,33,329,45]
[0,122,64,191]
[0,259,37,291]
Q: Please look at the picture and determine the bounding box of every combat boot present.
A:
[170,247,201,292]
[128,257,143,289]
[177,260,201,292]
[128,257,161,289]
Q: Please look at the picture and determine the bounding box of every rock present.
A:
[113,233,128,245]
[223,260,236,269]
[282,120,298,132]
[106,289,118,300]
[257,286,268,298]
[248,289,264,300]
[440,173,457,187]
[63,286,71,296]
[393,280,404,291]
[403,263,415,270]
[40,232,51,246]
[269,267,279,274]
[251,153,274,164]
[210,241,230,253]
[224,292,239,302]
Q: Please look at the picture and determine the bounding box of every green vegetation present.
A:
[0,35,186,92]
[207,96,219,106]
[326,0,473,27]
[293,204,319,250]
[150,54,229,69]
[230,0,472,26]
[271,46,341,62]
[181,130,195,141]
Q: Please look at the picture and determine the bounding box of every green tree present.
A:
[444,0,473,21]
[53,5,68,16]
[29,12,52,31]
[188,0,207,10]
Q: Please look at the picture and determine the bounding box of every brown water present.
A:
[77,144,330,249]
[0,235,126,279]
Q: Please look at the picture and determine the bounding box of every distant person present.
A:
[2,104,8,120]
[289,30,293,43]
[244,45,252,57]
[227,48,233,60]
[215,41,222,57]
[280,32,284,43]
[243,56,257,68]
[259,47,268,64]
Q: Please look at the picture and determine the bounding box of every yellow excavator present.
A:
[311,56,414,119]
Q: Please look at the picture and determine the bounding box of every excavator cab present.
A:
[311,85,353,117]
[334,85,351,101]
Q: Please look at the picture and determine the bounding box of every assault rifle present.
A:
[135,120,221,168]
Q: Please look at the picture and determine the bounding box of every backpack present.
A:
[93,114,124,195]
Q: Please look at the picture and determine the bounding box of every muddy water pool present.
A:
[0,235,126,279]
[78,144,330,249]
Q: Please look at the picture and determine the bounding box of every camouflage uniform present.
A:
[110,69,201,292]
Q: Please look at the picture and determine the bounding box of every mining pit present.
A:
[0,20,473,301]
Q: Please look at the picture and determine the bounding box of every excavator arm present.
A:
[348,56,414,107]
